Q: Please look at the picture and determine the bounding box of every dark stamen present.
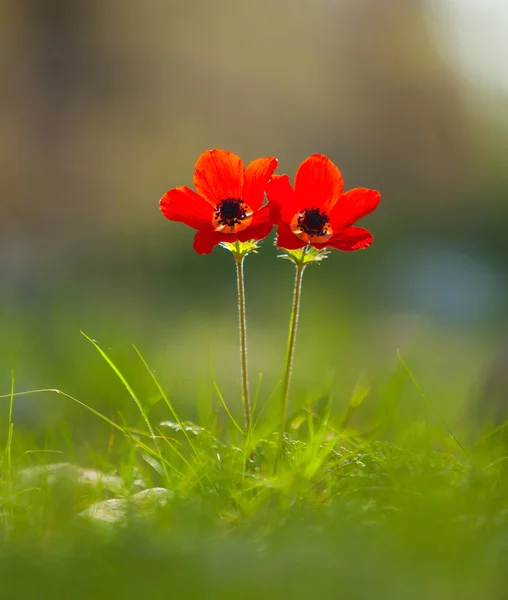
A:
[297,207,330,237]
[215,198,248,227]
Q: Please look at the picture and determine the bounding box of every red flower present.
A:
[160,149,278,254]
[266,154,380,252]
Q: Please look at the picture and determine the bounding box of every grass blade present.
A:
[132,344,198,455]
[81,332,154,433]
[0,388,184,478]
[212,381,244,436]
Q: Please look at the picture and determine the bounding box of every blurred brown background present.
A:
[1,0,508,438]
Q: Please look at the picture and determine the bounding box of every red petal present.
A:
[315,227,373,251]
[193,149,244,205]
[294,154,344,213]
[237,204,273,242]
[266,174,297,224]
[192,229,228,254]
[275,220,306,250]
[329,188,380,229]
[160,187,214,230]
[243,157,278,211]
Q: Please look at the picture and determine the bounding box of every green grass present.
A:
[0,335,507,599]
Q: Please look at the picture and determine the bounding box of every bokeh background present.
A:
[1,0,508,448]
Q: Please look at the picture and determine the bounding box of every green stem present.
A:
[278,259,306,456]
[234,253,251,433]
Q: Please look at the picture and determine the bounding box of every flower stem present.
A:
[277,258,306,460]
[234,253,251,433]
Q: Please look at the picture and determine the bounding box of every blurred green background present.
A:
[1,0,508,446]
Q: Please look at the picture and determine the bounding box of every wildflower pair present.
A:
[160,149,380,440]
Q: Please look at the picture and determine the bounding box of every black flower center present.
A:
[297,207,330,237]
[215,198,247,226]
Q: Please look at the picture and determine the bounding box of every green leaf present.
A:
[220,239,262,257]
[278,246,329,266]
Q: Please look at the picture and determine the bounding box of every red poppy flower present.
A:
[160,149,278,254]
[266,154,380,252]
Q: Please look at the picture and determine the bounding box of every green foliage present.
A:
[220,239,264,257]
[279,245,330,266]
[0,341,507,598]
